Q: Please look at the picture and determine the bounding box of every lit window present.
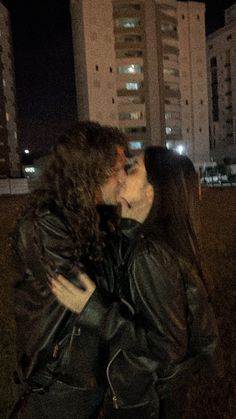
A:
[165,112,180,120]
[119,112,143,121]
[175,144,185,155]
[115,18,141,28]
[6,112,9,121]
[24,167,35,174]
[126,82,142,90]
[118,64,143,74]
[163,68,179,77]
[161,22,176,33]
[165,127,172,135]
[129,141,143,150]
[3,79,6,87]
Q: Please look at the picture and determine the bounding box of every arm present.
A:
[51,243,189,407]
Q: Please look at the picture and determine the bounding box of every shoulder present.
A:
[18,201,70,244]
[130,235,178,268]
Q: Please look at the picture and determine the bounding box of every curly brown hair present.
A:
[33,121,127,260]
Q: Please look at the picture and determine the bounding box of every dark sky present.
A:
[2,0,236,156]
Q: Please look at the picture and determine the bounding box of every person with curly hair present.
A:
[51,147,220,419]
[12,121,128,419]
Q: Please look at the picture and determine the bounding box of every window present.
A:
[116,50,143,59]
[197,14,200,20]
[165,127,172,135]
[119,111,143,121]
[116,34,142,44]
[129,141,143,150]
[113,4,141,13]
[115,18,141,29]
[95,65,99,71]
[161,22,176,33]
[126,82,143,90]
[119,96,145,105]
[118,64,143,74]
[124,127,146,134]
[199,128,202,132]
[210,57,217,68]
[165,112,180,120]
[182,15,185,19]
[185,100,189,105]
[163,68,179,77]
[201,100,203,104]
[227,34,232,41]
[110,67,113,73]
[112,98,115,104]
[165,82,179,91]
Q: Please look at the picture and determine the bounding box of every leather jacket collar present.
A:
[120,218,143,240]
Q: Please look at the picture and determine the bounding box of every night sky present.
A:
[2,0,236,157]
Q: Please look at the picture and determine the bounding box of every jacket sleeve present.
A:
[128,245,188,373]
[15,211,80,377]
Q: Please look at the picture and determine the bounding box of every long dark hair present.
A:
[143,146,202,275]
[29,121,127,260]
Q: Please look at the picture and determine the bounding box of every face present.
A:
[99,146,127,205]
[117,153,154,223]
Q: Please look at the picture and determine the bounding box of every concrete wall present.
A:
[0,179,29,195]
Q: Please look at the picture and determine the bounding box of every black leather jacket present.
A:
[77,219,221,412]
[15,204,220,414]
[15,202,111,392]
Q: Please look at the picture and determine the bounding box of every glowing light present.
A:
[24,149,30,154]
[176,145,185,155]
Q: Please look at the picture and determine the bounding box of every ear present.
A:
[146,183,154,204]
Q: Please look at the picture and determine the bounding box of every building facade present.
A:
[70,0,118,126]
[71,0,209,163]
[0,2,20,178]
[207,3,236,162]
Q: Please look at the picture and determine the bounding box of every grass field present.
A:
[0,189,236,418]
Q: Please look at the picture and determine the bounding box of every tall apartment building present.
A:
[71,0,209,163]
[0,2,20,178]
[70,0,118,126]
[178,1,209,163]
[207,3,236,162]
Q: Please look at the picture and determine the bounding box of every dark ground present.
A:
[0,189,236,418]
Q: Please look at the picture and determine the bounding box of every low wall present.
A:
[0,178,30,195]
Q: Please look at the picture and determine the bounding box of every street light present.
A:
[24,149,30,154]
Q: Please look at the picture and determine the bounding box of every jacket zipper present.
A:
[106,349,121,409]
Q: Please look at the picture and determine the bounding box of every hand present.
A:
[50,272,96,313]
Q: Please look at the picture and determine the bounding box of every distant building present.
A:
[0,2,20,177]
[178,1,209,163]
[207,3,236,162]
[70,0,118,126]
[71,0,209,162]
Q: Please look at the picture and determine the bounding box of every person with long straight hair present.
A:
[51,147,221,419]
